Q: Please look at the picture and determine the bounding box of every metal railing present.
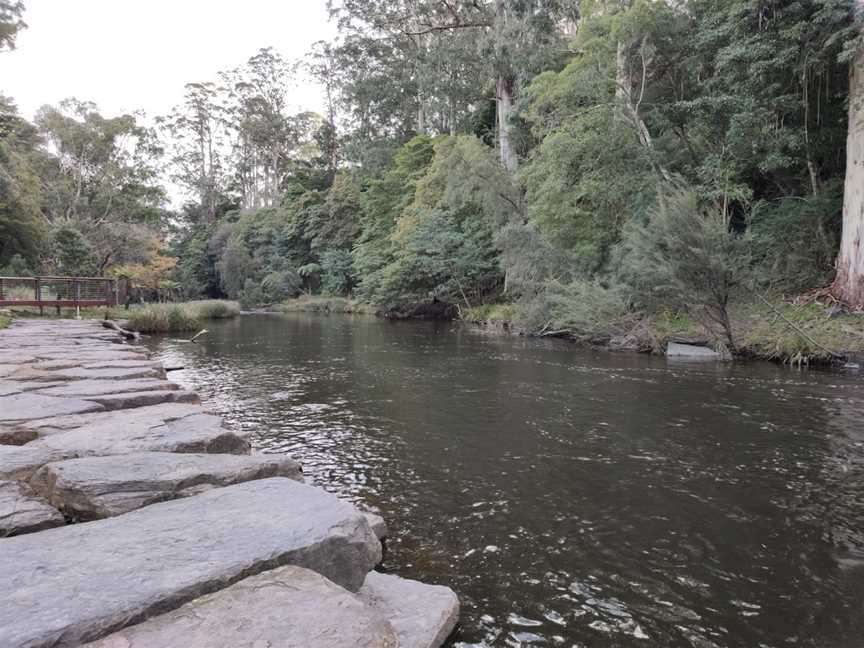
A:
[0,276,118,312]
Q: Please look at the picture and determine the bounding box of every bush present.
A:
[749,183,842,292]
[617,186,751,350]
[187,300,240,319]
[125,304,200,333]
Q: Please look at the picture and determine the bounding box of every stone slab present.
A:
[0,480,65,536]
[0,445,71,481]
[0,478,382,648]
[21,402,205,436]
[28,410,250,457]
[0,380,66,396]
[32,452,303,520]
[358,572,460,648]
[83,566,399,648]
[35,379,180,398]
[667,342,722,360]
[84,389,199,411]
[0,392,103,423]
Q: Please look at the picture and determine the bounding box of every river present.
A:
[149,312,864,648]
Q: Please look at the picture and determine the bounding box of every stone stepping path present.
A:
[83,566,400,648]
[32,452,303,520]
[0,319,459,648]
[0,478,382,648]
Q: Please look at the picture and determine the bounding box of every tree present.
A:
[0,0,26,52]
[0,96,44,267]
[618,186,751,351]
[834,0,864,308]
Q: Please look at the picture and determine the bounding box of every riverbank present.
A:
[465,299,864,366]
[0,319,458,647]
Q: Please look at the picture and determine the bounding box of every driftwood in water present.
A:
[101,319,140,342]
[190,329,208,343]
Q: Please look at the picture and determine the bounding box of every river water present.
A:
[150,313,864,648]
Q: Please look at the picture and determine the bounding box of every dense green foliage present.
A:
[2,0,862,351]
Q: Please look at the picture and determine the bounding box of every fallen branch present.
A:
[101,319,140,342]
[164,366,185,372]
[751,291,845,360]
[189,329,209,343]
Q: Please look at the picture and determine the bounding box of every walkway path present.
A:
[0,319,458,648]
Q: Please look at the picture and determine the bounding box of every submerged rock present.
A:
[666,342,722,360]
[0,480,65,536]
[358,571,459,648]
[83,566,399,648]
[32,451,303,520]
[0,478,381,647]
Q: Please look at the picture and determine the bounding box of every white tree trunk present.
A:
[497,75,518,172]
[834,4,864,308]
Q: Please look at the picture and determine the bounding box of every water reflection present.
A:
[150,313,864,647]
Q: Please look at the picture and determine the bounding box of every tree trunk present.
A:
[497,75,517,172]
[833,4,864,308]
[495,0,517,173]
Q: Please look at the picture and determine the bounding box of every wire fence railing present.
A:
[0,276,118,313]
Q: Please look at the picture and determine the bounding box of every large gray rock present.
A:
[0,480,65,536]
[36,379,180,398]
[21,402,205,436]
[83,566,399,648]
[0,392,103,423]
[358,572,460,648]
[83,389,199,411]
[0,478,382,648]
[28,411,250,457]
[0,380,66,396]
[32,452,303,520]
[666,342,722,360]
[364,511,388,540]
[0,445,71,481]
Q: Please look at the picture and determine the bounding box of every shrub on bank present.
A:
[125,304,201,333]
[186,300,240,320]
[279,296,374,314]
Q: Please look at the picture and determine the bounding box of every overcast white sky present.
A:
[1,0,336,121]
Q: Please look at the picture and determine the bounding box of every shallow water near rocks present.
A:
[150,313,864,647]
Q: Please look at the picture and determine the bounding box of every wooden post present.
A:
[35,278,43,316]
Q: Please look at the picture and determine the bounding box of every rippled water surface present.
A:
[150,313,864,647]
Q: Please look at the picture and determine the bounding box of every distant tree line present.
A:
[2,0,864,348]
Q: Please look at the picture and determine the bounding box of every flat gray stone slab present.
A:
[359,572,459,648]
[32,452,303,520]
[667,342,722,360]
[47,365,166,381]
[28,410,250,457]
[36,379,180,398]
[84,389,199,411]
[0,392,103,423]
[0,478,381,647]
[21,402,205,436]
[83,566,399,648]
[0,445,71,481]
[0,480,65,536]
[0,380,66,396]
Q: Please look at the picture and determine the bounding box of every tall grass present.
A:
[125,304,201,333]
[124,300,239,333]
[279,296,375,314]
[186,300,240,319]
